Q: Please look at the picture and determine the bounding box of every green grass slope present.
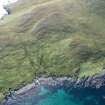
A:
[0,0,105,101]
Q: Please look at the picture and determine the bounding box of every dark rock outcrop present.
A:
[36,70,105,90]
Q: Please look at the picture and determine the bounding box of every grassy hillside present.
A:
[0,0,105,101]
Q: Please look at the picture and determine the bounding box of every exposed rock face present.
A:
[38,71,105,90]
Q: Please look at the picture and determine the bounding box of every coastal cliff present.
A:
[0,0,105,102]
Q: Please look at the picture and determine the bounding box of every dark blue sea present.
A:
[4,85,105,105]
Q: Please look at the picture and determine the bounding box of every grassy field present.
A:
[0,0,105,101]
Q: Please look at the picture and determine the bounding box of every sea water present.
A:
[37,89,78,105]
[4,85,105,105]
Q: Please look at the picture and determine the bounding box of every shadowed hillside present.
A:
[0,0,105,101]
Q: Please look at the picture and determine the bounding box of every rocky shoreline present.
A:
[1,70,105,105]
[37,70,105,89]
